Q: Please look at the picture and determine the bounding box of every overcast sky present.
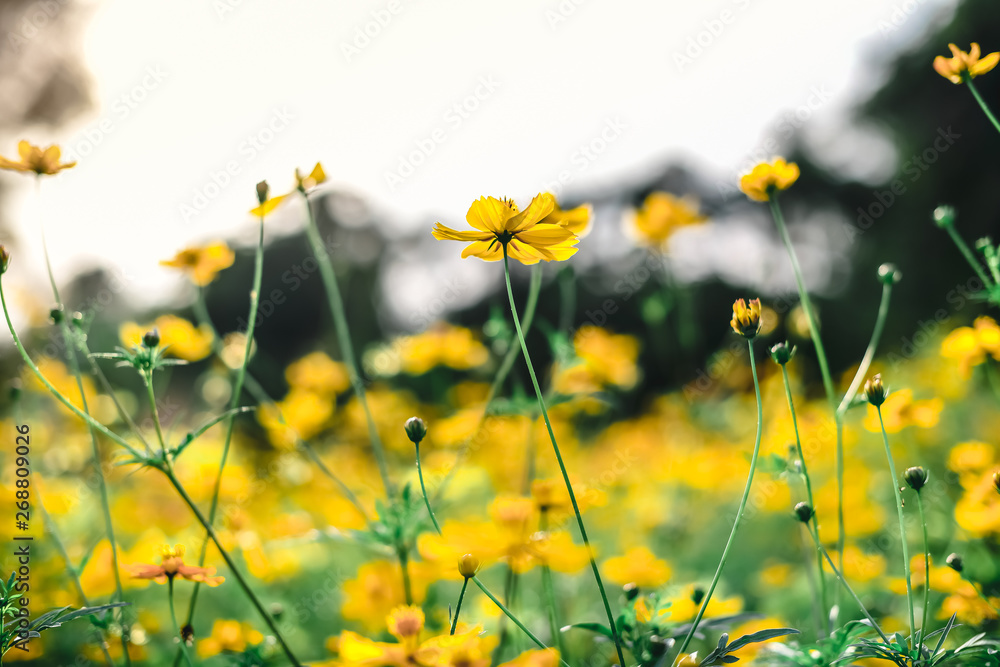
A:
[1,0,958,315]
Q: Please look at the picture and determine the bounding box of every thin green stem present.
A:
[916,492,930,648]
[433,265,543,504]
[876,408,916,647]
[300,189,393,496]
[780,365,827,637]
[188,212,266,625]
[160,465,302,665]
[81,341,154,456]
[451,578,469,635]
[415,441,441,534]
[808,527,891,644]
[540,511,565,658]
[398,547,413,605]
[837,283,894,417]
[142,372,168,453]
[167,579,193,667]
[471,576,569,667]
[943,224,994,291]
[502,248,626,667]
[965,75,1000,137]
[674,338,763,662]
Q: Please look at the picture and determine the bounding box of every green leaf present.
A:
[561,622,614,639]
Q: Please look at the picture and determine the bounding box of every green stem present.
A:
[471,576,569,667]
[807,528,891,644]
[943,223,994,291]
[768,197,843,596]
[965,75,1000,137]
[300,189,393,496]
[837,283,894,417]
[142,372,168,453]
[674,338,763,662]
[399,546,413,606]
[433,264,543,504]
[160,465,303,665]
[501,248,626,667]
[540,511,565,659]
[876,408,916,647]
[415,440,441,534]
[81,341,154,456]
[780,365,827,637]
[916,492,930,648]
[451,578,469,635]
[188,211,266,625]
[168,578,193,667]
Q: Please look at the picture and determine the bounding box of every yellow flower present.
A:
[499,649,561,667]
[340,561,431,632]
[553,325,641,395]
[285,351,350,395]
[196,620,264,658]
[258,389,334,449]
[397,323,491,375]
[629,192,707,246]
[249,162,325,215]
[954,468,1000,536]
[664,585,742,623]
[938,587,1000,625]
[603,546,672,588]
[934,43,1000,84]
[541,202,592,236]
[730,298,762,338]
[159,241,235,286]
[738,158,800,202]
[862,388,943,433]
[126,545,224,586]
[0,140,76,175]
[432,194,580,265]
[120,315,214,361]
[941,316,1000,377]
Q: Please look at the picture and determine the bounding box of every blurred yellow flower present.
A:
[629,192,707,246]
[955,468,1000,536]
[941,316,1000,377]
[541,202,592,236]
[938,587,1000,625]
[603,546,672,588]
[738,158,800,202]
[553,325,641,394]
[126,545,224,586]
[120,314,214,361]
[249,162,326,215]
[663,585,742,623]
[934,43,1000,83]
[863,388,943,433]
[160,241,235,286]
[258,389,334,449]
[196,619,264,658]
[397,323,490,375]
[0,140,75,175]
[295,161,327,191]
[340,561,431,632]
[432,193,580,265]
[285,351,351,395]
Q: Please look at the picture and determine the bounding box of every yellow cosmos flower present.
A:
[159,241,235,286]
[258,389,334,449]
[196,619,264,658]
[541,202,592,236]
[432,193,580,265]
[941,316,1000,378]
[603,546,672,588]
[340,560,432,632]
[738,158,800,202]
[553,325,641,395]
[285,351,351,395]
[249,161,326,216]
[862,388,943,433]
[120,315,214,361]
[629,192,707,246]
[0,140,76,175]
[934,43,1000,84]
[730,298,762,338]
[397,323,491,375]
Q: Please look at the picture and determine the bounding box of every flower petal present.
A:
[432,223,493,242]
[466,196,514,233]
[507,193,556,233]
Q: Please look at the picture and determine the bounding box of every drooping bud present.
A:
[864,374,888,407]
[794,502,814,523]
[404,416,427,444]
[0,244,10,274]
[903,466,929,492]
[458,553,480,579]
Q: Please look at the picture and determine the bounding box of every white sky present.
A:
[2,0,957,313]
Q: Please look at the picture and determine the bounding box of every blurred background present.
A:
[1,0,997,396]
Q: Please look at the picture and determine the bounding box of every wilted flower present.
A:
[295,162,327,192]
[934,43,1000,84]
[432,194,580,265]
[738,158,799,202]
[0,140,76,175]
[730,298,762,338]
[877,263,902,285]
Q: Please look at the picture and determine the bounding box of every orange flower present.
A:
[0,140,76,175]
[934,43,1000,84]
[126,545,224,586]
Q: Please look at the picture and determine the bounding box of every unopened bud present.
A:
[143,328,161,348]
[794,502,814,523]
[770,341,796,365]
[945,553,964,573]
[0,244,10,274]
[49,307,64,325]
[864,374,888,407]
[623,582,640,601]
[458,553,480,579]
[255,180,269,205]
[404,416,427,444]
[933,205,956,228]
[903,466,929,492]
[877,263,902,286]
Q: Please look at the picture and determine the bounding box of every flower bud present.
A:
[49,307,64,325]
[255,180,270,205]
[993,470,1000,495]
[648,635,670,658]
[690,586,705,606]
[770,341,796,365]
[903,466,929,491]
[794,502,814,523]
[730,298,762,339]
[623,582,640,601]
[0,244,10,274]
[458,553,480,579]
[404,416,427,444]
[932,205,956,228]
[9,379,22,403]
[71,311,85,328]
[864,374,888,407]
[975,237,993,253]
[143,328,161,348]
[877,263,902,286]
[945,553,964,573]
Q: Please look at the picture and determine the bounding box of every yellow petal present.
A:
[461,239,504,261]
[515,223,576,247]
[466,196,515,233]
[971,51,1000,77]
[308,162,326,185]
[432,223,493,242]
[506,193,556,232]
[249,193,288,217]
